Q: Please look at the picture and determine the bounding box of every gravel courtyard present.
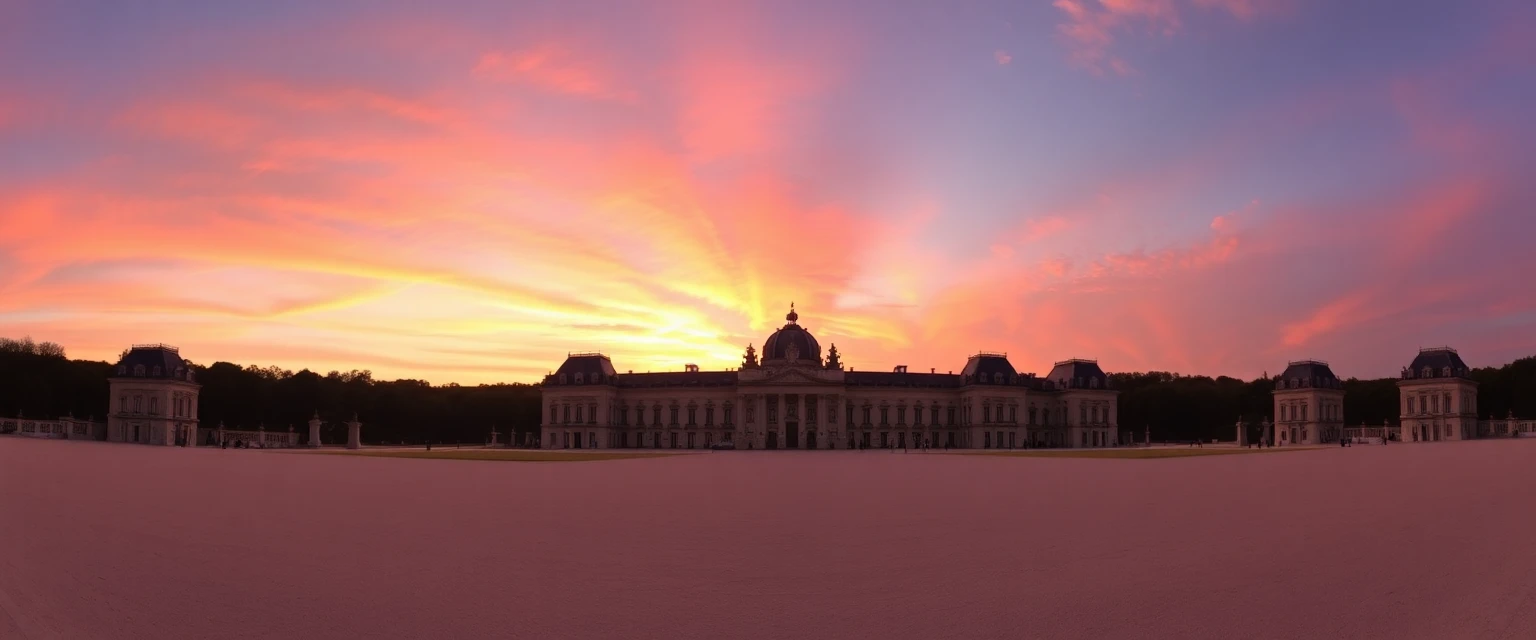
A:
[3,437,1533,639]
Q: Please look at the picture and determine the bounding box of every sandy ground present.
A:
[3,437,1534,639]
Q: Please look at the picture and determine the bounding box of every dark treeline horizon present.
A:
[3,337,1533,444]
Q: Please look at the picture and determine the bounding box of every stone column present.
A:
[796,393,805,449]
[308,413,322,447]
[346,414,362,450]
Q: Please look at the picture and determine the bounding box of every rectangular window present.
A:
[670,407,679,425]
[1010,407,1017,423]
[1407,398,1414,415]
[863,407,871,426]
[1431,396,1439,414]
[1080,405,1087,425]
[705,407,713,426]
[652,407,661,426]
[724,407,734,425]
[880,408,888,425]
[574,405,583,423]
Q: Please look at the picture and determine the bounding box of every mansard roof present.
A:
[1275,360,1343,390]
[1046,359,1110,390]
[112,344,195,382]
[960,353,1017,383]
[1403,347,1472,379]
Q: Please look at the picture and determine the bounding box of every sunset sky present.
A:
[2,1,1534,384]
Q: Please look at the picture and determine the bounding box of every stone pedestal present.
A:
[489,428,499,447]
[346,417,361,450]
[1236,420,1248,447]
[308,414,322,447]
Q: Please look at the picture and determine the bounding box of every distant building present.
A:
[1398,347,1478,442]
[1271,360,1345,446]
[107,344,201,446]
[540,305,1120,450]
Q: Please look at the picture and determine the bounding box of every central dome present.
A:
[761,304,821,364]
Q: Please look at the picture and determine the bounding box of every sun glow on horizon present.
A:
[2,1,1535,384]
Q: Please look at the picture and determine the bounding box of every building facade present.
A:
[1271,360,1345,446]
[1397,347,1478,443]
[540,306,1119,450]
[107,344,201,446]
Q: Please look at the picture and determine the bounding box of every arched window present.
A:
[134,365,145,376]
[152,366,161,377]
[574,373,584,384]
[117,366,126,375]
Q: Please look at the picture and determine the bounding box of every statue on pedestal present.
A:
[308,412,322,448]
[346,413,362,450]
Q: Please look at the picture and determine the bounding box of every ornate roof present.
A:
[761,303,822,365]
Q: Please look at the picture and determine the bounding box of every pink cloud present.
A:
[994,50,1013,65]
[474,47,627,100]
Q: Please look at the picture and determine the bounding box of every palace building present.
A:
[1397,347,1479,442]
[107,344,202,446]
[1271,360,1345,446]
[540,305,1120,450]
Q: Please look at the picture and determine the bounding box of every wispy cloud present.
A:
[1052,0,1273,75]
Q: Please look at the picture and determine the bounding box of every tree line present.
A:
[2,336,1532,444]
